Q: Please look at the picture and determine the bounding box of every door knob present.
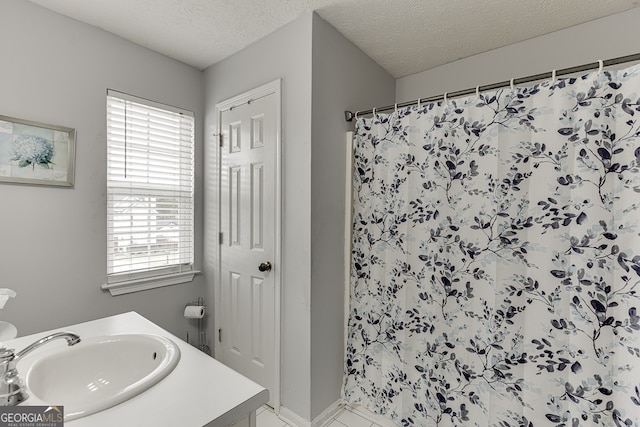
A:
[258,262,272,272]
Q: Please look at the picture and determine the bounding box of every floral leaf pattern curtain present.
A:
[343,64,640,426]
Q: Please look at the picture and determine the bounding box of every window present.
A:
[103,90,196,295]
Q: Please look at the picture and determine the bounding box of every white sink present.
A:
[24,334,180,421]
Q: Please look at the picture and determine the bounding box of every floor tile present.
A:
[256,406,291,427]
[325,419,349,427]
[333,408,374,427]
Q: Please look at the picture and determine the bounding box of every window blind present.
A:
[106,90,194,280]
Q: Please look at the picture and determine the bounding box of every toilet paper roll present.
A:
[184,305,205,319]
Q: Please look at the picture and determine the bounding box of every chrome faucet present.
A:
[0,332,81,405]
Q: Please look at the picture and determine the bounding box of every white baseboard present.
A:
[343,403,396,427]
[279,406,310,427]
[278,400,343,427]
[312,400,343,427]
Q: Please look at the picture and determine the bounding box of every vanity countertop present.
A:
[2,311,268,426]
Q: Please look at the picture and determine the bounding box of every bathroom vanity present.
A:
[1,311,268,426]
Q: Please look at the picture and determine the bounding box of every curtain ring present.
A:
[417,98,421,109]
[598,59,604,74]
[394,103,398,113]
[510,78,515,91]
[476,85,480,97]
[372,107,377,116]
[355,111,359,120]
[443,92,448,103]
[551,69,556,84]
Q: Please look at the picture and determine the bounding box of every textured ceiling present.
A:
[26,0,640,78]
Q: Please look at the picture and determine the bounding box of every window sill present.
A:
[101,270,201,296]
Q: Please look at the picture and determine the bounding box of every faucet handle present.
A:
[0,351,25,406]
[0,368,26,405]
[3,369,21,387]
[0,348,15,363]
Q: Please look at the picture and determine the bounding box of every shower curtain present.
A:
[343,63,640,426]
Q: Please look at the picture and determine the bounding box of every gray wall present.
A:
[203,11,395,422]
[0,0,205,338]
[310,14,395,420]
[396,7,640,102]
[203,12,314,420]
[6,0,635,424]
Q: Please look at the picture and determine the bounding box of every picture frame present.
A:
[0,114,76,187]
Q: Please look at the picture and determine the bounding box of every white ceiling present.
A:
[27,0,640,78]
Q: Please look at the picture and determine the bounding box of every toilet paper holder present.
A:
[185,297,210,355]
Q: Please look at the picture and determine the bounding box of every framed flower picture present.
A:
[0,115,76,187]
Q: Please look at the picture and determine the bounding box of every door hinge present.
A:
[218,328,222,342]
[218,133,223,147]
[219,232,223,245]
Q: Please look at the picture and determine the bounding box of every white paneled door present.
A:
[218,83,280,408]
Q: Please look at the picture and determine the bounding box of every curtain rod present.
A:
[344,52,640,122]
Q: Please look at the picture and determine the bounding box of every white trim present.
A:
[342,132,354,403]
[344,132,354,369]
[278,401,343,427]
[214,79,282,412]
[100,270,200,295]
[278,406,310,427]
[344,403,397,427]
[312,400,343,427]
